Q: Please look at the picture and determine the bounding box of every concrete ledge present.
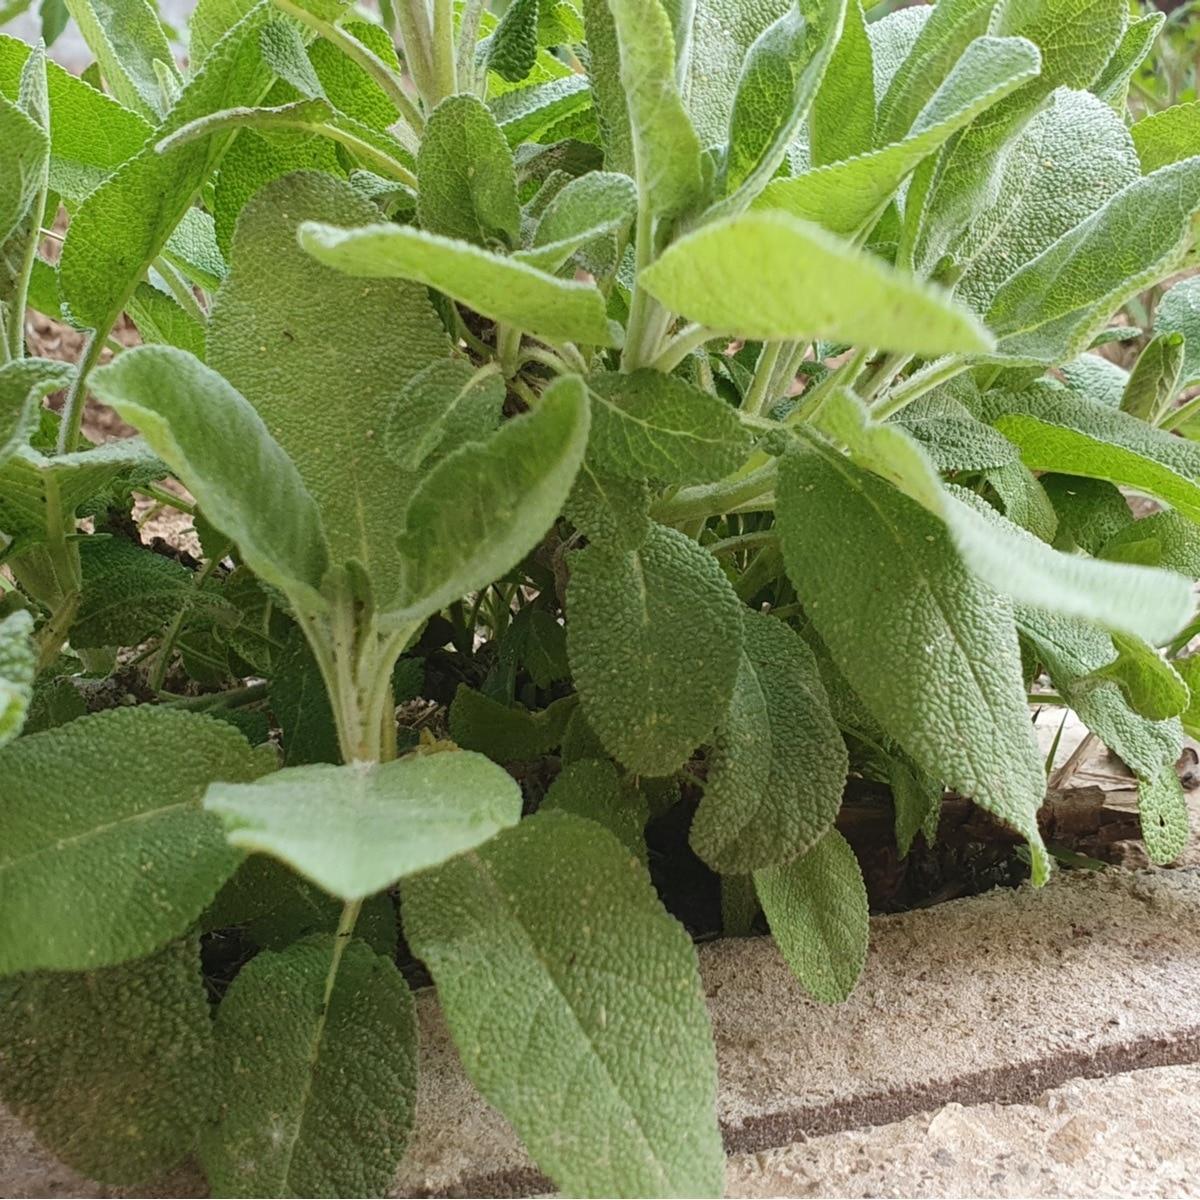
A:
[397,868,1200,1197]
[4,869,1200,1198]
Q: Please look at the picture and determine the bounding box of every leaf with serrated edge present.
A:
[514,170,636,273]
[402,810,724,1197]
[777,440,1051,882]
[0,707,269,974]
[90,344,330,613]
[754,829,868,1003]
[639,211,992,355]
[692,611,847,874]
[205,750,522,900]
[568,521,743,775]
[1156,277,1200,388]
[0,938,213,1184]
[201,934,417,1197]
[1132,101,1200,174]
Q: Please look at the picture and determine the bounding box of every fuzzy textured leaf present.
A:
[692,611,847,874]
[0,707,269,974]
[202,934,417,1197]
[640,211,993,355]
[754,829,867,1003]
[402,811,724,1197]
[568,521,743,775]
[90,344,330,612]
[778,440,1051,881]
[0,609,34,748]
[205,749,522,900]
[0,938,213,1183]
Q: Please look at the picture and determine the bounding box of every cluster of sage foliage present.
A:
[2,0,1200,1193]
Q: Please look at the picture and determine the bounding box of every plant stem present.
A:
[743,341,783,415]
[153,257,207,324]
[622,205,671,371]
[872,355,970,420]
[456,0,486,93]
[649,323,716,374]
[316,122,418,186]
[705,529,776,558]
[496,323,522,377]
[788,345,869,425]
[150,549,223,692]
[6,177,49,363]
[57,331,105,454]
[393,0,436,111]
[653,461,778,526]
[427,0,457,105]
[271,0,425,132]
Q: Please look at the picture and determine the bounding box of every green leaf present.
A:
[887,754,942,856]
[71,536,232,649]
[1084,632,1189,722]
[417,94,520,247]
[514,169,636,273]
[874,0,993,147]
[777,440,1051,882]
[1138,767,1191,865]
[63,0,180,120]
[0,83,47,341]
[90,344,330,614]
[0,438,160,546]
[1101,510,1200,578]
[719,0,844,206]
[449,684,573,761]
[1093,11,1163,109]
[126,280,207,356]
[0,357,73,467]
[639,211,993,355]
[384,358,504,474]
[270,625,340,766]
[809,0,872,168]
[205,749,522,900]
[1061,352,1129,408]
[203,855,397,954]
[542,757,649,862]
[987,157,1200,364]
[563,459,651,550]
[1016,605,1181,782]
[907,0,1130,276]
[403,810,724,1197]
[753,828,868,1004]
[1174,653,1200,740]
[0,609,34,747]
[0,707,269,975]
[390,374,589,626]
[507,605,569,687]
[757,35,1040,240]
[568,520,743,775]
[1131,101,1200,174]
[586,368,751,485]
[821,387,1191,644]
[692,611,847,874]
[579,0,632,169]
[1155,277,1200,388]
[0,938,213,1184]
[488,0,539,82]
[980,386,1200,525]
[152,95,337,151]
[1121,332,1184,424]
[299,218,615,346]
[866,4,928,102]
[0,32,151,202]
[208,171,448,610]
[490,72,592,145]
[948,87,1140,316]
[58,2,273,334]
[201,934,417,1197]
[606,0,703,218]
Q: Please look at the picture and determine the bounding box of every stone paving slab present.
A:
[4,868,1200,1198]
[727,1063,1200,1199]
[394,867,1200,1196]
